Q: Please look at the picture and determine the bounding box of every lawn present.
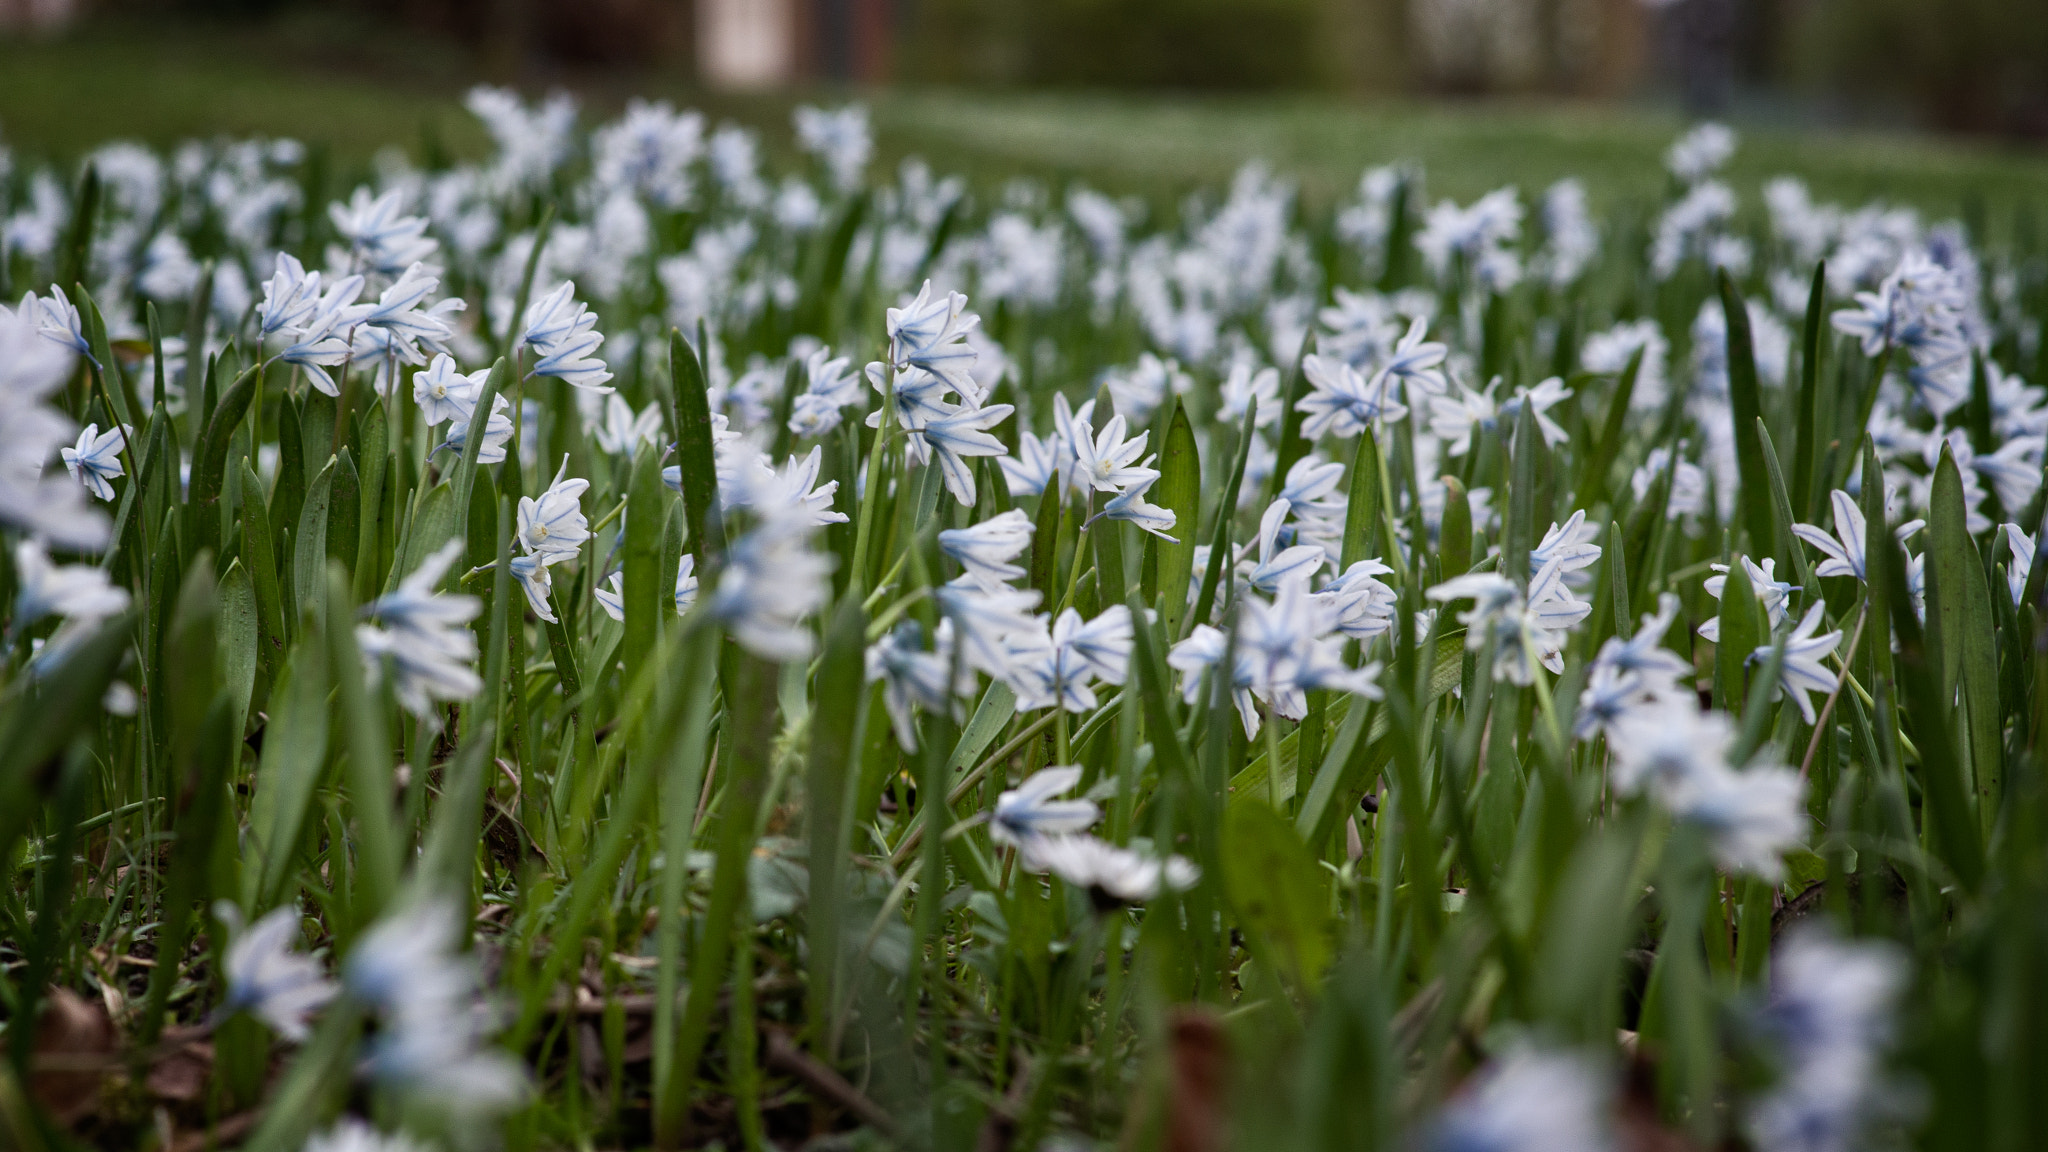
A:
[4,19,2047,226]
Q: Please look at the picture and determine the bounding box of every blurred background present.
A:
[2,0,2043,134]
[0,0,2043,223]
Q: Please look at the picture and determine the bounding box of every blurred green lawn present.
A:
[4,20,2046,231]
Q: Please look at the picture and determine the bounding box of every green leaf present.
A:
[1190,401,1261,636]
[805,596,867,1051]
[328,447,361,574]
[1926,445,1973,708]
[1339,428,1385,573]
[1223,800,1332,990]
[1535,820,1643,1043]
[1791,261,1828,519]
[1713,556,1763,713]
[1142,400,1201,635]
[0,614,135,871]
[324,564,400,928]
[185,364,259,562]
[1577,347,1644,500]
[1029,484,1063,606]
[244,641,331,911]
[623,443,666,689]
[1757,419,1813,591]
[670,327,724,563]
[448,357,507,557]
[1719,270,1778,556]
[1439,474,1472,579]
[1877,515,1984,893]
[398,483,458,585]
[293,456,334,628]
[238,458,285,653]
[218,558,259,737]
[352,403,388,604]
[1502,401,1541,585]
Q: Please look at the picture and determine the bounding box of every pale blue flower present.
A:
[1018,834,1198,904]
[1427,1046,1614,1152]
[508,552,557,622]
[1238,499,1325,593]
[917,402,1014,507]
[1094,471,1177,540]
[1755,602,1843,724]
[990,765,1101,848]
[517,460,591,561]
[887,280,979,398]
[29,287,94,366]
[212,902,335,1042]
[999,428,1060,498]
[939,508,1034,591]
[1297,352,1406,440]
[60,422,127,501]
[413,354,486,427]
[329,185,439,275]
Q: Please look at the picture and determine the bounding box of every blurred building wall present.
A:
[0,0,77,31]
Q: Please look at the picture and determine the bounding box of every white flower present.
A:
[28,286,94,365]
[917,402,1015,507]
[357,541,483,716]
[1296,353,1406,441]
[1427,1046,1615,1152]
[11,538,129,668]
[1699,556,1797,643]
[346,898,529,1116]
[60,422,127,501]
[866,620,971,750]
[1680,759,1807,880]
[1019,834,1199,905]
[255,252,324,339]
[794,104,872,192]
[1059,402,1154,495]
[1372,316,1451,398]
[787,345,861,437]
[990,766,1101,848]
[887,280,980,399]
[2002,523,2035,604]
[939,508,1034,591]
[413,354,486,428]
[674,553,699,615]
[592,393,664,457]
[1316,559,1398,641]
[1218,362,1281,429]
[1529,510,1601,577]
[0,303,107,550]
[509,552,556,622]
[1000,428,1060,498]
[1096,472,1179,540]
[213,903,336,1042]
[1238,499,1325,594]
[710,501,833,662]
[519,281,612,393]
[438,391,514,465]
[304,1119,437,1152]
[1590,592,1692,688]
[1667,122,1737,184]
[1749,928,1907,1152]
[1758,602,1843,724]
[594,571,624,622]
[329,186,438,275]
[516,460,590,561]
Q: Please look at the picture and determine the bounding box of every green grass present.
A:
[5,20,2047,226]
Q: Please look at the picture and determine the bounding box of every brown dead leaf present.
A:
[145,1041,214,1102]
[1165,1006,1227,1152]
[28,988,117,1126]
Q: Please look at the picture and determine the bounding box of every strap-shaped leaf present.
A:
[1791,261,1828,518]
[670,326,724,563]
[1719,270,1778,556]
